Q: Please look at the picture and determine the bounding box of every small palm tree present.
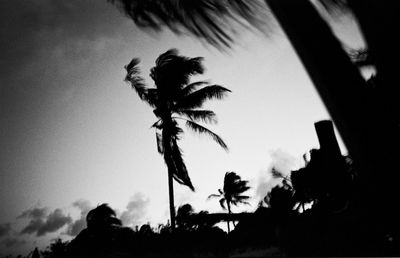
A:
[208,171,250,233]
[125,49,230,229]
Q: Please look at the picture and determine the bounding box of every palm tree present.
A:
[208,171,250,233]
[125,49,230,229]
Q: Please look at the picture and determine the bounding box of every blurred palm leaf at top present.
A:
[109,0,272,48]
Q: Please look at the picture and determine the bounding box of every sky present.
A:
[0,0,365,256]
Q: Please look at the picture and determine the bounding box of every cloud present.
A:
[17,207,48,220]
[66,199,93,237]
[0,223,11,238]
[120,193,150,227]
[255,149,299,200]
[0,0,127,87]
[1,237,26,248]
[19,207,72,237]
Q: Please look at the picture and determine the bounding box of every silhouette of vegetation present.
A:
[61,203,231,257]
[124,49,230,229]
[41,239,69,258]
[176,203,196,231]
[18,119,400,256]
[67,204,135,257]
[254,120,399,256]
[109,1,400,254]
[208,171,250,233]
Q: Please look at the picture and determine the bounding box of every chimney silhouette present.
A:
[314,120,342,158]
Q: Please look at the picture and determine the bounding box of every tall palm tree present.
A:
[208,171,250,233]
[125,49,230,229]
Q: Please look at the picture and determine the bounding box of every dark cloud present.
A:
[255,149,298,200]
[0,223,11,238]
[66,199,93,236]
[19,207,72,237]
[0,0,126,85]
[120,193,150,227]
[17,207,48,220]
[1,237,26,248]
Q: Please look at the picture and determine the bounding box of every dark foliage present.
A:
[41,239,69,258]
[108,0,271,49]
[261,121,399,256]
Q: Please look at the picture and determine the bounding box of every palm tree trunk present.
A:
[168,166,176,230]
[227,201,231,233]
[162,119,176,231]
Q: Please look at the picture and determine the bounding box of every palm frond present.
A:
[124,58,148,97]
[169,139,195,191]
[234,183,251,194]
[151,49,205,90]
[185,120,228,151]
[317,0,349,14]
[233,195,250,202]
[176,110,217,124]
[223,172,251,199]
[231,199,250,206]
[142,88,159,107]
[176,85,231,110]
[109,0,271,49]
[219,198,227,210]
[207,193,222,199]
[150,119,162,129]
[180,81,210,97]
[124,58,161,108]
[156,131,164,154]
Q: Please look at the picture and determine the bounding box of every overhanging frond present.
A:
[185,120,228,151]
[109,0,271,49]
[317,0,349,14]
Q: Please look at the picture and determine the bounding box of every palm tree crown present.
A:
[208,171,250,232]
[209,171,251,209]
[125,48,230,190]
